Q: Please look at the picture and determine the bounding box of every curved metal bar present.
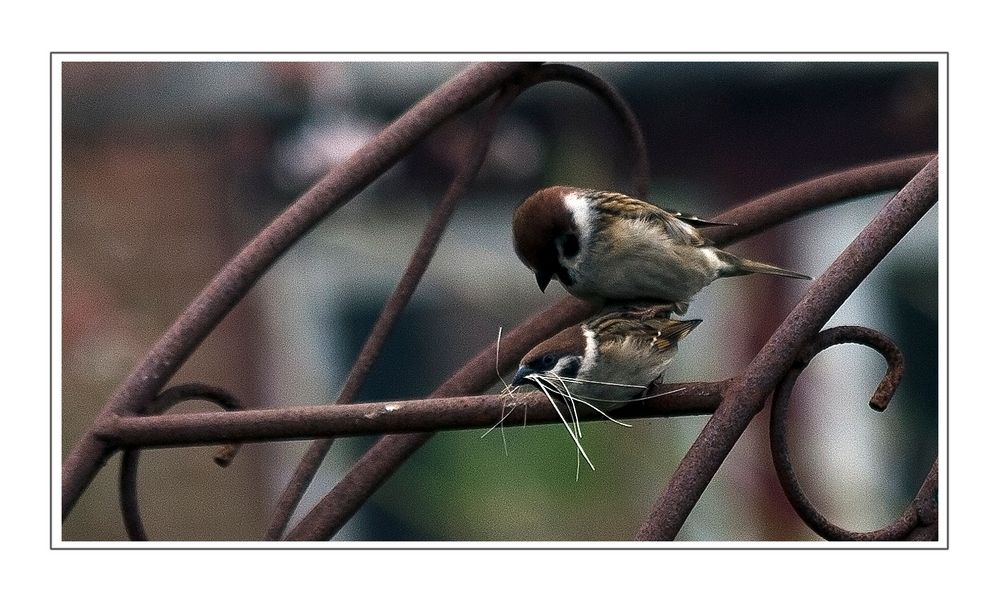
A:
[635,157,938,541]
[264,80,534,538]
[769,326,931,541]
[285,155,938,541]
[62,62,531,520]
[63,59,937,541]
[119,384,243,541]
[706,154,935,247]
[267,62,650,540]
[528,63,651,198]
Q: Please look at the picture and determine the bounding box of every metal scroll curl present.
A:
[769,326,938,541]
[118,383,244,541]
[62,59,939,541]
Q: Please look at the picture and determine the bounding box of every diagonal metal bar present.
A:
[705,154,935,247]
[905,460,939,541]
[635,157,938,540]
[62,62,531,520]
[282,154,937,541]
[268,62,653,539]
[769,326,927,541]
[283,297,595,540]
[264,75,536,540]
[62,54,938,541]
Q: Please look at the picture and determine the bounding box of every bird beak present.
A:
[511,366,533,386]
[535,271,552,292]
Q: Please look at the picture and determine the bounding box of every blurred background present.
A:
[61,60,938,541]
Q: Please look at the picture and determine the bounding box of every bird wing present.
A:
[590,192,709,246]
[668,212,734,228]
[590,306,699,351]
[645,317,701,350]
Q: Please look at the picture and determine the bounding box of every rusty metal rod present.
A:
[769,326,923,541]
[61,62,531,520]
[270,62,652,540]
[97,382,724,448]
[283,296,595,540]
[266,61,655,539]
[285,154,938,541]
[705,153,936,247]
[59,55,938,542]
[119,383,244,541]
[264,76,536,540]
[906,460,939,541]
[635,157,938,541]
[532,63,651,199]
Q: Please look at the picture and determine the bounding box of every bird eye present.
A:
[541,354,557,369]
[560,233,580,259]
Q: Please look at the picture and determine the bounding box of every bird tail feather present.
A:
[717,251,811,280]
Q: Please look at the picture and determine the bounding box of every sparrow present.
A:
[511,304,700,410]
[512,186,811,314]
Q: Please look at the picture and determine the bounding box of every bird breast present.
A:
[568,337,677,408]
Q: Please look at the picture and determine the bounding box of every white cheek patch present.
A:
[562,192,591,251]
[580,328,598,376]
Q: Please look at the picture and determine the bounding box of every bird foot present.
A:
[641,377,665,399]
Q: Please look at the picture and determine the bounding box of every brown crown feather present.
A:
[519,322,588,367]
[512,186,578,271]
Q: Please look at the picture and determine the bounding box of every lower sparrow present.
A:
[511,304,700,410]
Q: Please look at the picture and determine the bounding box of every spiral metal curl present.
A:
[61,60,939,542]
[769,326,937,541]
[118,383,244,541]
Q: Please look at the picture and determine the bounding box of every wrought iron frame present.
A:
[61,62,940,542]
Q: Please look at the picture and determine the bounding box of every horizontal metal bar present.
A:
[95,381,725,448]
[62,62,531,520]
[287,153,939,541]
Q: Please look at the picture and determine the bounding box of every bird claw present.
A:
[640,377,664,400]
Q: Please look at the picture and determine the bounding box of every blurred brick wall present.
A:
[62,134,270,540]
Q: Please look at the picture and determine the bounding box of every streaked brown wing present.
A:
[589,306,699,351]
[589,191,707,246]
[646,318,700,350]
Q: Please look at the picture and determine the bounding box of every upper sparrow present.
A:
[512,186,810,314]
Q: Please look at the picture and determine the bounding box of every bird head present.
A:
[511,323,589,387]
[512,186,587,292]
